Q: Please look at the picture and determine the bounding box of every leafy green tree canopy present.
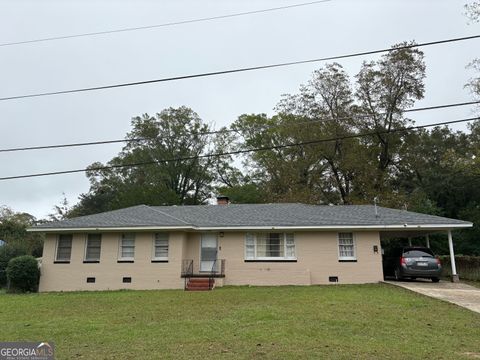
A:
[70,107,217,216]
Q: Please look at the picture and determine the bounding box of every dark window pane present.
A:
[56,235,72,261]
[403,248,434,258]
[86,234,101,260]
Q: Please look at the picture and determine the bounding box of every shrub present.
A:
[6,255,40,293]
[0,243,28,287]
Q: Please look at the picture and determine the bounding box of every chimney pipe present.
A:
[216,196,230,205]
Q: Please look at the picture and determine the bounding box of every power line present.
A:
[1,34,479,102]
[0,0,332,48]
[0,99,478,154]
[0,115,477,182]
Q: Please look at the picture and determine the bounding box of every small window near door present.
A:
[338,232,356,261]
[153,233,169,261]
[55,234,72,262]
[85,234,101,262]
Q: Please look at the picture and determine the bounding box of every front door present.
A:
[200,233,218,272]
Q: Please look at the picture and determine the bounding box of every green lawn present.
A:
[1,284,480,359]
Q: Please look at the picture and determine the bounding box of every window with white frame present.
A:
[338,232,356,260]
[85,234,102,262]
[245,233,296,260]
[119,233,135,260]
[153,233,169,260]
[56,234,72,262]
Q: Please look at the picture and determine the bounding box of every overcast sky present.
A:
[0,0,478,219]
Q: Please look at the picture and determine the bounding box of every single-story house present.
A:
[29,198,473,292]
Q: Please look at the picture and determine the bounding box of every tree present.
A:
[465,2,480,100]
[354,42,426,195]
[276,63,362,204]
[465,1,480,22]
[0,206,43,257]
[71,107,217,216]
[233,45,426,206]
[48,193,71,221]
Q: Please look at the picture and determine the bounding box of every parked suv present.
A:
[383,246,442,282]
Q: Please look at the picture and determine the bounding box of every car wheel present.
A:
[431,277,440,283]
[394,268,402,281]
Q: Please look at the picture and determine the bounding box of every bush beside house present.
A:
[0,243,28,287]
[6,255,40,293]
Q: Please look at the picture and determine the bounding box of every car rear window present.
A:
[403,248,434,258]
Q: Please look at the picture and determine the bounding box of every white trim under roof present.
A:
[27,223,472,233]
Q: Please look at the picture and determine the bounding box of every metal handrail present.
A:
[182,259,193,290]
[208,259,225,290]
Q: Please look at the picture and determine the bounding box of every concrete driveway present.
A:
[384,280,480,313]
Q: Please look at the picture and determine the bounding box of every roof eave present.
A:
[27,225,193,233]
[27,223,473,233]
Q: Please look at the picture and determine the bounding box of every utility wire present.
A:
[1,34,479,102]
[0,116,477,181]
[0,99,478,154]
[0,0,331,48]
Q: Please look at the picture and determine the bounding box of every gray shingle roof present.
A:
[32,203,472,231]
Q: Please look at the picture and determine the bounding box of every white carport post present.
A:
[447,230,459,283]
[426,234,430,248]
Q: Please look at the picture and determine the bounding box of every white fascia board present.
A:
[27,223,472,233]
[194,224,473,231]
[27,226,193,233]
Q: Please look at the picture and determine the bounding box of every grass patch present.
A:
[1,284,480,359]
[462,280,480,289]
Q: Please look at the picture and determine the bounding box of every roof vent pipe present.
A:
[374,197,379,218]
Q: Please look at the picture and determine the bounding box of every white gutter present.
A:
[27,226,192,233]
[27,223,473,233]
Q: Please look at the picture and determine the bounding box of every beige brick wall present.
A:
[39,232,186,292]
[217,231,383,286]
[38,230,383,292]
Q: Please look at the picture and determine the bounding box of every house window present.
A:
[153,233,169,261]
[55,234,72,262]
[338,232,356,261]
[119,234,135,261]
[85,234,101,262]
[245,233,296,260]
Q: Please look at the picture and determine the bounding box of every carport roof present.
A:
[29,204,473,232]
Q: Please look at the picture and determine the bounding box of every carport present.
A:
[380,226,471,282]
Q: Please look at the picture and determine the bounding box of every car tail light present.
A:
[436,257,441,266]
[400,257,406,266]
